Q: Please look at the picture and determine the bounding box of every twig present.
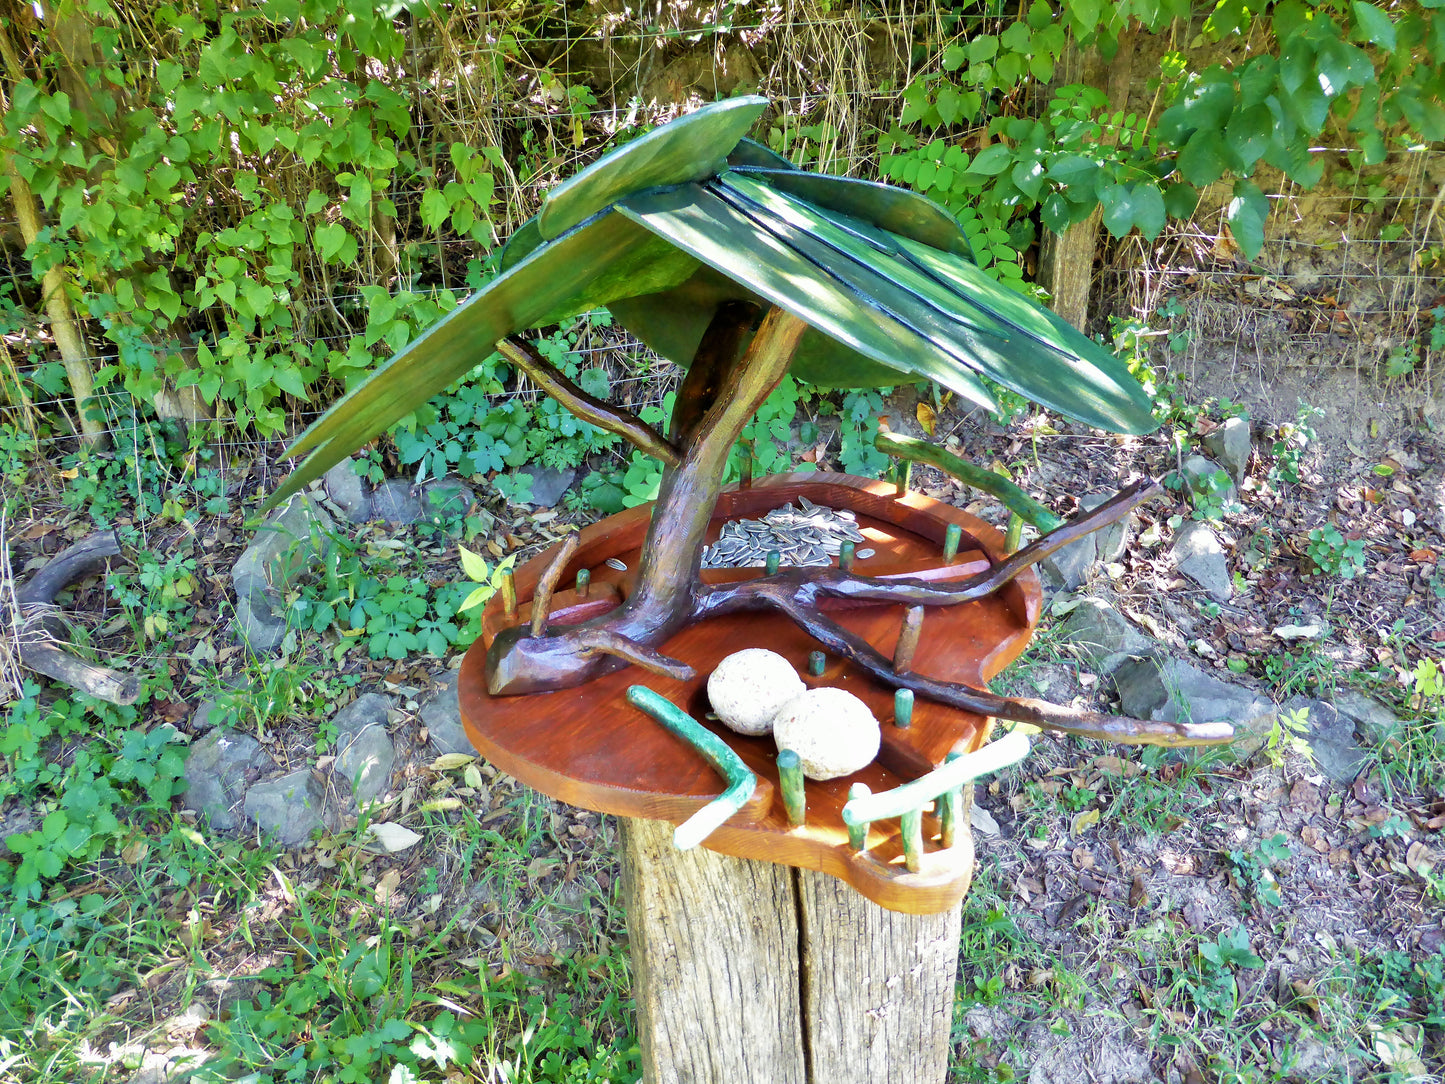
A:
[498,336,680,468]
[530,532,580,637]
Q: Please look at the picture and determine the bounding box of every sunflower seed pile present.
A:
[701,496,868,569]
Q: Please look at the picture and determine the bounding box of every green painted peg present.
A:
[894,687,915,728]
[943,522,963,563]
[808,650,826,677]
[894,459,913,497]
[838,540,855,571]
[1004,512,1023,553]
[626,685,758,850]
[575,567,591,598]
[777,749,806,827]
[901,807,924,872]
[939,752,964,848]
[740,439,754,490]
[765,549,781,575]
[846,782,870,849]
[500,568,517,617]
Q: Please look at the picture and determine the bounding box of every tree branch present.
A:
[497,336,680,468]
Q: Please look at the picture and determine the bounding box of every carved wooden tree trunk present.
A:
[620,817,963,1084]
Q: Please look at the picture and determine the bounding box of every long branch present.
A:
[498,336,680,468]
[757,591,1232,747]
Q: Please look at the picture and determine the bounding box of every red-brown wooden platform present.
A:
[458,472,1041,913]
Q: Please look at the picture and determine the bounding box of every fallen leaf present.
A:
[429,753,476,772]
[916,401,937,436]
[368,822,423,853]
[969,803,1001,836]
[1129,871,1149,908]
[1055,894,1090,926]
[121,839,149,864]
[1071,808,1101,837]
[375,868,402,905]
[1406,841,1435,877]
[1071,846,1094,869]
[1368,1024,1427,1077]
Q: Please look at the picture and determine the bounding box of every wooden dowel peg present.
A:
[894,688,915,729]
[777,749,806,827]
[575,567,591,598]
[901,808,924,873]
[765,550,780,575]
[1004,512,1023,553]
[838,540,855,571]
[939,753,964,849]
[807,650,826,677]
[893,606,924,673]
[846,782,870,850]
[943,522,962,563]
[500,568,517,618]
[894,459,913,497]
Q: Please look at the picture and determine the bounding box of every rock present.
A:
[1182,453,1238,505]
[1285,696,1367,783]
[1113,656,1275,736]
[1057,598,1158,675]
[772,687,880,780]
[123,1044,212,1084]
[371,478,423,526]
[708,648,805,735]
[231,494,335,651]
[324,459,373,522]
[517,465,576,508]
[0,804,38,856]
[421,477,476,522]
[1333,688,1404,744]
[181,729,273,832]
[331,693,396,807]
[420,672,470,755]
[1203,416,1252,483]
[1042,493,1132,589]
[1041,534,1095,590]
[1172,522,1233,602]
[243,769,325,846]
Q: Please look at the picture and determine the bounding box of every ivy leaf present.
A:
[969,144,1013,176]
[1131,183,1167,240]
[1225,104,1273,169]
[420,188,450,230]
[1177,129,1228,187]
[1351,2,1396,50]
[315,222,348,262]
[1099,183,1166,240]
[41,92,71,127]
[1162,182,1200,219]
[1226,180,1269,259]
[1046,154,1099,186]
[1040,191,1071,234]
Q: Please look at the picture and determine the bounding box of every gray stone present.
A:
[1041,493,1133,589]
[1057,598,1158,675]
[182,729,272,832]
[1285,696,1367,783]
[420,671,470,755]
[1182,453,1238,506]
[1172,521,1233,602]
[123,1044,211,1084]
[232,494,335,651]
[518,465,575,508]
[0,804,38,857]
[332,693,396,806]
[1113,656,1275,733]
[421,477,476,522]
[243,769,325,846]
[1203,416,1252,484]
[1332,688,1404,744]
[324,459,373,523]
[372,478,423,526]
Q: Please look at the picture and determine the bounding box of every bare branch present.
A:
[531,532,581,637]
[574,629,696,681]
[498,336,680,468]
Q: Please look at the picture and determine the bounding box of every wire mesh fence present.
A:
[1,3,1441,462]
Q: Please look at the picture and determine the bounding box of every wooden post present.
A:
[620,817,963,1084]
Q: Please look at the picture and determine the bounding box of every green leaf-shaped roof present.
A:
[268,96,1156,509]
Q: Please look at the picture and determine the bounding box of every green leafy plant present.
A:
[1268,402,1322,487]
[1188,925,1266,1020]
[1305,525,1367,578]
[1260,703,1314,766]
[1227,832,1290,909]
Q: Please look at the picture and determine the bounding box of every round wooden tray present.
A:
[458,472,1041,913]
